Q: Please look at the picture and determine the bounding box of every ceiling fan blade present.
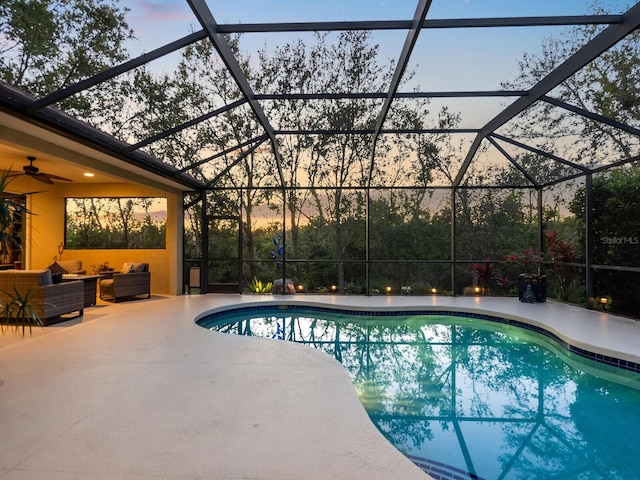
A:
[43,173,72,182]
[32,174,54,185]
[17,156,73,183]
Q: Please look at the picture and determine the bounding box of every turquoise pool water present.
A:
[198,306,640,480]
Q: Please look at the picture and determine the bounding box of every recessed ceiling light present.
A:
[83,172,95,177]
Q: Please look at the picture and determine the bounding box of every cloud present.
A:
[134,1,192,23]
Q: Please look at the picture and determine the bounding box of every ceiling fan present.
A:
[11,156,72,184]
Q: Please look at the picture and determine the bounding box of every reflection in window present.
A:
[65,197,166,249]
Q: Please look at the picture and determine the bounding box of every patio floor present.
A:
[1,294,639,479]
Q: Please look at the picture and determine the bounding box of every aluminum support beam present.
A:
[585,173,594,303]
[537,188,544,273]
[200,189,209,294]
[450,189,457,295]
[177,135,268,174]
[365,0,432,293]
[275,128,479,135]
[486,136,540,187]
[29,31,207,111]
[541,95,640,138]
[255,90,527,101]
[187,0,287,191]
[367,0,433,185]
[125,99,247,153]
[214,15,622,33]
[490,133,589,172]
[454,2,640,187]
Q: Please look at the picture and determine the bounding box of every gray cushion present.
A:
[39,269,53,286]
[131,262,148,272]
[57,260,82,272]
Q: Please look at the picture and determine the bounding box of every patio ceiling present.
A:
[0,1,639,192]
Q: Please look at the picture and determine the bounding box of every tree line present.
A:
[65,197,166,249]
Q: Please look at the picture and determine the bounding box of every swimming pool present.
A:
[198,305,640,480]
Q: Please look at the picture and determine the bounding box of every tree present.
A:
[179,37,277,280]
[569,168,640,313]
[501,3,640,164]
[256,37,322,280]
[0,0,134,121]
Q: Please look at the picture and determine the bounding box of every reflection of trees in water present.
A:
[209,311,640,479]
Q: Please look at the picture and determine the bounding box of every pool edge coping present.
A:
[195,298,640,373]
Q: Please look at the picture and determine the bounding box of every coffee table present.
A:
[61,274,104,307]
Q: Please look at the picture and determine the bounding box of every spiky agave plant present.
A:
[1,287,43,337]
[249,277,272,294]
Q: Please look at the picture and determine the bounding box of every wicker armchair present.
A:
[0,269,84,325]
[99,262,150,302]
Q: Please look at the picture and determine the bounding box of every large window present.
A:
[65,197,166,249]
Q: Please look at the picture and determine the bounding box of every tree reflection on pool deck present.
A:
[199,307,640,480]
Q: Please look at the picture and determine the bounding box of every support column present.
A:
[585,173,594,303]
[366,189,371,296]
[451,188,457,295]
[200,190,208,294]
[537,187,543,275]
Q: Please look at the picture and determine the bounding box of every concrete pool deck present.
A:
[1,294,639,479]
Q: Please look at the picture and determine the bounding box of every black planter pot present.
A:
[518,274,546,303]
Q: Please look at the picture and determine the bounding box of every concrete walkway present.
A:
[1,294,638,479]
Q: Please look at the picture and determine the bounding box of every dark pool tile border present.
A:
[406,454,486,480]
[200,304,640,374]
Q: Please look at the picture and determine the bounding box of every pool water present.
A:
[198,307,640,480]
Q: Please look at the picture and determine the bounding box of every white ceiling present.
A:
[0,111,190,191]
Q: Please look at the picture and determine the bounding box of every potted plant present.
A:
[503,248,546,303]
[0,169,28,267]
[1,169,42,335]
[90,260,113,275]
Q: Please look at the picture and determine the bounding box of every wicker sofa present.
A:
[0,269,84,325]
[99,262,150,302]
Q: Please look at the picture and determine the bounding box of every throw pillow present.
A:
[121,262,134,273]
[47,261,68,274]
[131,262,147,272]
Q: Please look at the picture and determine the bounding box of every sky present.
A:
[121,0,635,129]
[126,0,630,47]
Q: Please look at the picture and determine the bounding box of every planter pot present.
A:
[518,274,546,303]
